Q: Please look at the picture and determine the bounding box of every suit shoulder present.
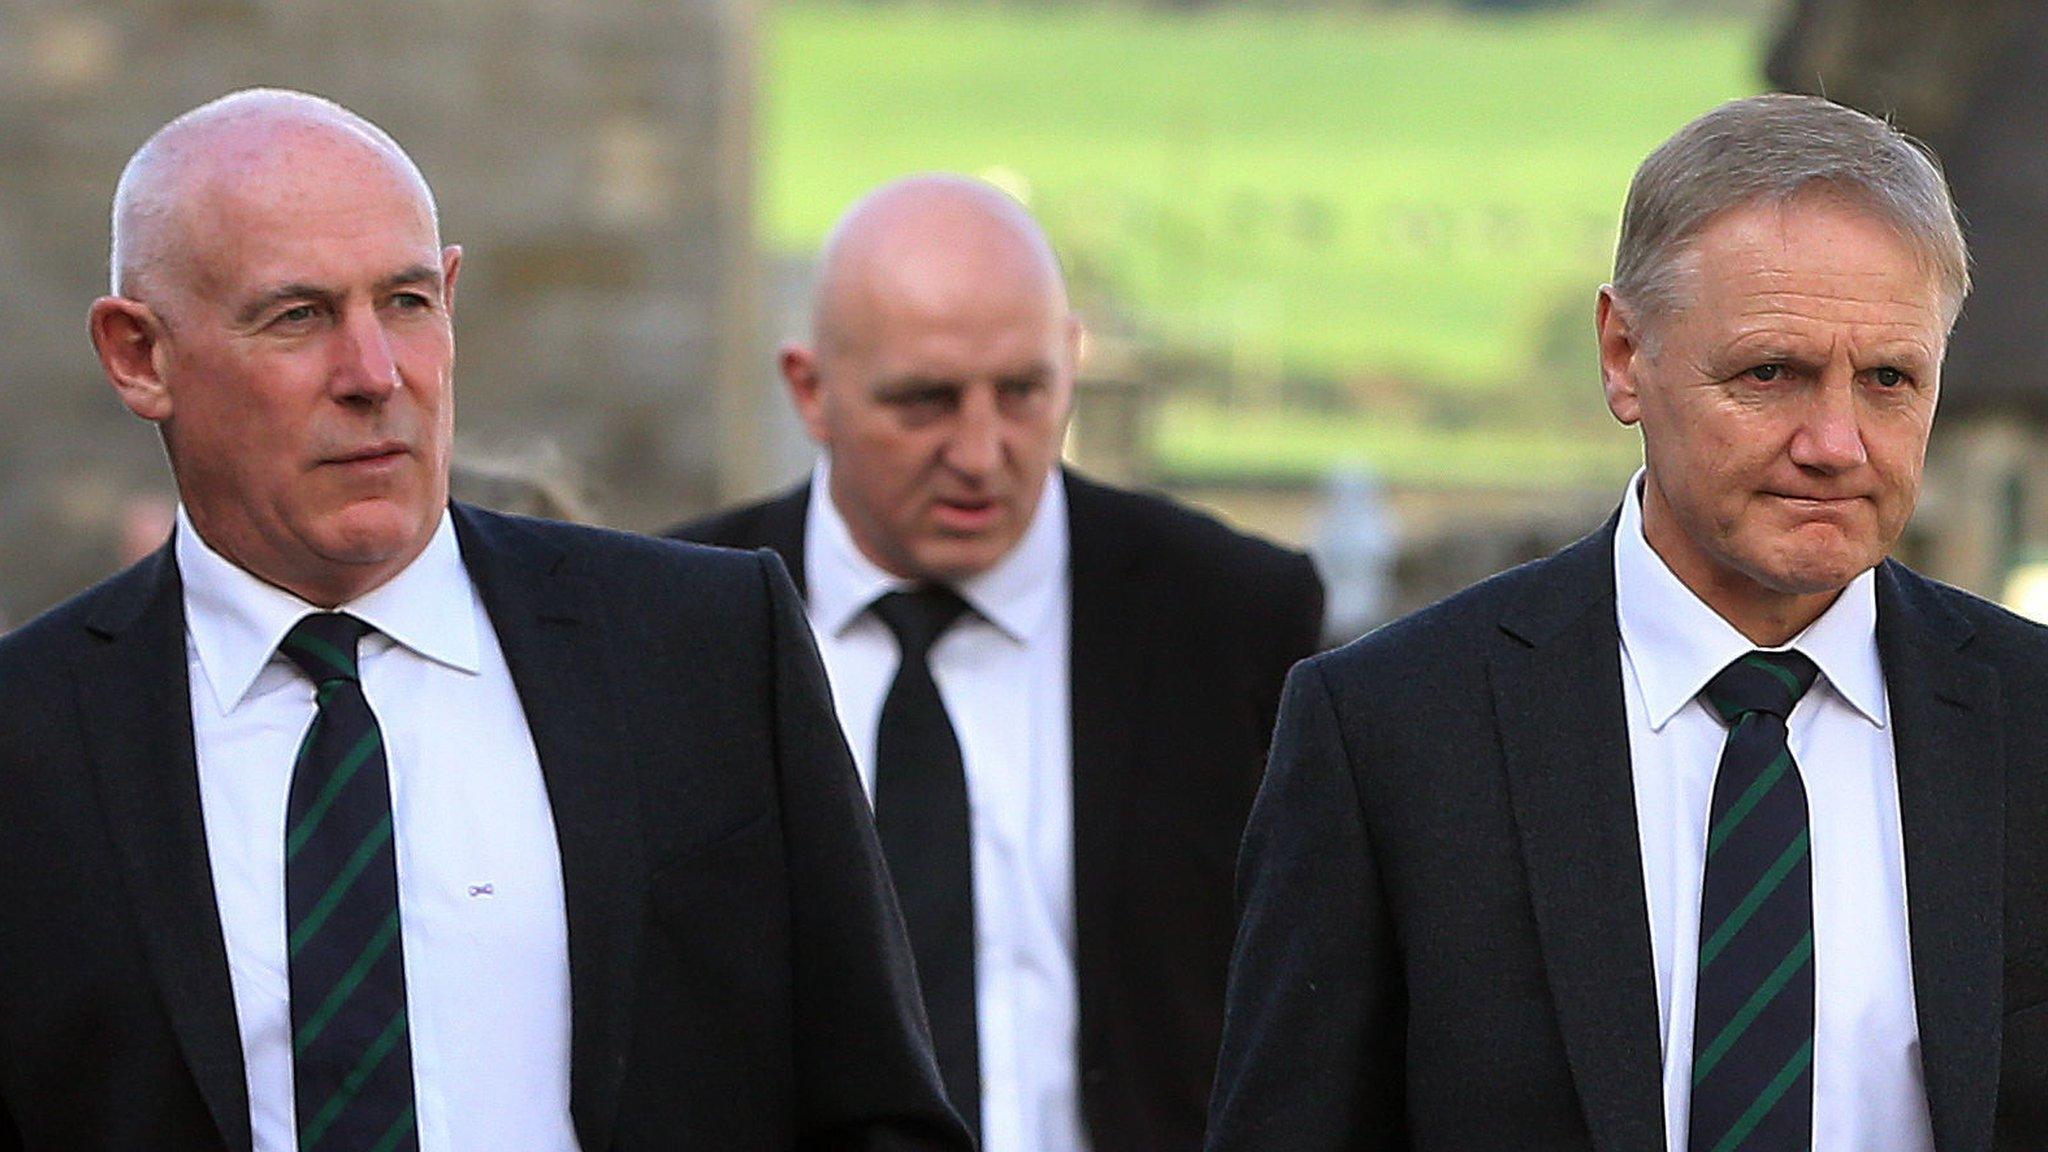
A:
[663,485,805,549]
[665,501,766,547]
[1307,545,1575,686]
[0,596,83,680]
[1074,476,1315,582]
[0,558,159,701]
[1889,561,2048,655]
[468,507,776,597]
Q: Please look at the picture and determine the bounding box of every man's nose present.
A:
[1789,371,1870,473]
[944,388,1003,476]
[331,307,401,400]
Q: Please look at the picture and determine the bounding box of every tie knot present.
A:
[1703,649,1819,724]
[279,612,373,686]
[871,586,972,659]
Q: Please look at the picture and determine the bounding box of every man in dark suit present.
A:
[672,176,1324,1152]
[1208,94,2048,1151]
[0,89,968,1151]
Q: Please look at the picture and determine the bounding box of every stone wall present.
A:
[0,0,759,625]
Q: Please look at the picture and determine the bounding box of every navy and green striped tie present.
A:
[1689,649,1820,1152]
[278,613,418,1152]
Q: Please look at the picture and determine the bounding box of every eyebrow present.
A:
[381,263,443,293]
[874,375,965,397]
[876,361,1057,391]
[996,363,1056,384]
[233,263,444,327]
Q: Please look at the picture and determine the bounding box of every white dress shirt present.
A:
[177,508,578,1152]
[805,461,1089,1152]
[1613,474,1934,1151]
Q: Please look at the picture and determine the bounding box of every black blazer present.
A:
[1206,522,2048,1151]
[0,503,970,1152]
[671,470,1326,1151]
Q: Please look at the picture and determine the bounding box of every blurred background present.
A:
[5,0,2047,643]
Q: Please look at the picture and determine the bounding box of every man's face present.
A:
[116,141,459,605]
[1600,195,1947,635]
[790,265,1078,583]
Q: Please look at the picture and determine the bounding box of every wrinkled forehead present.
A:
[166,140,438,290]
[1680,194,1953,314]
[1647,198,1948,339]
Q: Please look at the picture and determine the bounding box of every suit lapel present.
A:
[1062,474,1146,1020]
[1877,562,2001,1152]
[75,546,253,1151]
[1490,525,1667,1152]
[453,506,645,1152]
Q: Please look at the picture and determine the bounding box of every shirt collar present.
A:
[1613,469,1886,730]
[176,505,481,714]
[804,457,1069,644]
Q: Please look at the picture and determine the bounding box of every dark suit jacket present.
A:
[1206,522,2048,1151]
[0,503,971,1152]
[670,470,1326,1151]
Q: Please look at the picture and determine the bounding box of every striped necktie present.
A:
[278,613,419,1152]
[1689,649,1820,1152]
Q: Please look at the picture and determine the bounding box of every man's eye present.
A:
[391,292,431,311]
[273,304,319,326]
[890,390,954,413]
[1748,364,1781,382]
[1873,366,1907,388]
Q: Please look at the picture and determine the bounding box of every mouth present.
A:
[931,495,1002,533]
[324,441,411,470]
[1768,492,1866,516]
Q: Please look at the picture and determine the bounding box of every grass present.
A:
[761,2,1762,480]
[1154,398,1644,487]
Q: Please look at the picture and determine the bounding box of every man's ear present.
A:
[1596,286,1646,427]
[780,343,830,446]
[89,296,175,423]
[441,244,463,314]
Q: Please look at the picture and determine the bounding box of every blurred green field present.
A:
[1154,397,1644,484]
[762,1,1763,482]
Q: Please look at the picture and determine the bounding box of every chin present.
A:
[1754,552,1880,597]
[910,543,1005,583]
[319,502,437,564]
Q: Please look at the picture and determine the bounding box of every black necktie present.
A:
[278,613,419,1152]
[870,587,980,1140]
[1689,649,1820,1152]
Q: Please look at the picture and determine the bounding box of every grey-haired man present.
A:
[1208,93,2048,1152]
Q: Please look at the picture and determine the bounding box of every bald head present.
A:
[109,88,438,301]
[810,175,1069,358]
[88,88,460,609]
[784,174,1081,583]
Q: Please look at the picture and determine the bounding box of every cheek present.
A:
[841,437,935,507]
[1002,416,1063,468]
[1875,412,1934,473]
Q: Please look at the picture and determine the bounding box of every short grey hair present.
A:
[1611,93,1968,331]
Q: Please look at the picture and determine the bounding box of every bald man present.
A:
[0,91,969,1151]
[671,177,1326,1152]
